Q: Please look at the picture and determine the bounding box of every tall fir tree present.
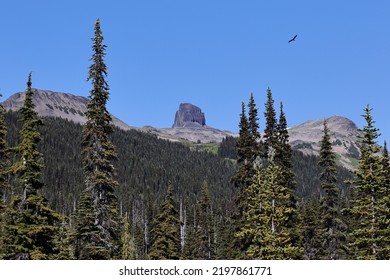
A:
[148,183,181,260]
[120,215,137,259]
[300,199,322,260]
[4,74,61,259]
[0,93,8,259]
[274,102,294,189]
[381,141,390,244]
[233,99,261,258]
[349,105,390,259]
[263,88,277,156]
[274,102,300,249]
[248,93,261,158]
[382,141,390,190]
[76,18,120,259]
[0,93,7,199]
[318,120,346,259]
[194,182,215,259]
[241,157,302,259]
[234,101,255,189]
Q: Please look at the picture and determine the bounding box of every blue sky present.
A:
[1,0,389,142]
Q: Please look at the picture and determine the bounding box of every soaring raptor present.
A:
[288,35,297,43]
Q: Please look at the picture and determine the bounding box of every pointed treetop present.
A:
[359,105,381,148]
[27,72,32,89]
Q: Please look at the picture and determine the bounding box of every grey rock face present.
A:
[288,116,360,170]
[2,89,133,131]
[172,103,206,128]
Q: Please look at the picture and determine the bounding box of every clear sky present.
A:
[1,0,389,143]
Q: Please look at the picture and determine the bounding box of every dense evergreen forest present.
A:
[1,19,389,260]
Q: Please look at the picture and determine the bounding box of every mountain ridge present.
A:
[1,89,361,168]
[2,89,134,131]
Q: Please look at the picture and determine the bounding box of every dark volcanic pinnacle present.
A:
[172,103,206,128]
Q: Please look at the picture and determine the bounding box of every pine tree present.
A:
[148,183,180,260]
[382,141,390,189]
[234,101,255,188]
[0,93,8,259]
[195,182,214,259]
[76,18,120,259]
[243,159,302,259]
[318,120,346,259]
[233,100,260,258]
[274,102,294,189]
[263,88,277,156]
[300,199,322,260]
[274,102,300,249]
[121,215,137,259]
[349,105,390,259]
[248,93,261,158]
[5,74,61,259]
[54,219,75,260]
[235,163,265,259]
[182,205,197,259]
[0,93,7,199]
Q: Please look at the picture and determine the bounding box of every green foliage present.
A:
[76,19,120,259]
[238,161,302,259]
[349,105,390,259]
[73,191,106,259]
[0,93,7,258]
[3,74,62,260]
[194,182,215,259]
[263,88,277,155]
[121,215,137,259]
[233,101,256,189]
[318,120,347,259]
[299,199,322,259]
[0,93,7,195]
[218,136,237,159]
[148,183,181,259]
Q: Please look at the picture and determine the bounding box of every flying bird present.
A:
[288,35,297,43]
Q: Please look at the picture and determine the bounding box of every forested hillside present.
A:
[4,111,237,217]
[1,18,388,261]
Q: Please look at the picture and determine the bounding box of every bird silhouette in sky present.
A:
[288,35,297,43]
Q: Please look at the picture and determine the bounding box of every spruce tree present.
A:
[318,120,346,259]
[300,199,322,259]
[0,93,7,200]
[274,102,300,249]
[242,158,302,259]
[274,102,294,189]
[5,74,61,259]
[77,18,120,259]
[195,182,214,259]
[382,141,390,189]
[233,101,255,188]
[263,88,277,156]
[0,93,7,259]
[233,100,260,258]
[54,219,75,260]
[248,93,261,158]
[121,215,137,259]
[349,105,390,259]
[148,183,180,259]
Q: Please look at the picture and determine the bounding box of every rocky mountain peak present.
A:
[2,89,132,131]
[172,103,206,128]
[288,115,360,169]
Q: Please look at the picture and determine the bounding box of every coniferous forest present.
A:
[0,19,389,260]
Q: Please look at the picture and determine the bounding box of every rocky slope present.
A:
[2,90,238,143]
[288,116,360,169]
[2,89,134,131]
[1,90,363,166]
